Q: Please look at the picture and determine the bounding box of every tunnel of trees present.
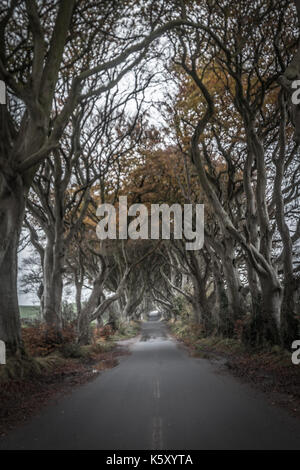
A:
[0,0,300,359]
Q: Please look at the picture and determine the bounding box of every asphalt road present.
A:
[1,320,300,450]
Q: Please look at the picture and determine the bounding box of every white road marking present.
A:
[152,416,163,450]
[153,379,160,400]
[152,379,163,449]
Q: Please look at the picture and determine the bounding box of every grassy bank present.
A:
[169,318,300,417]
[111,320,141,341]
[0,339,121,436]
[0,320,141,435]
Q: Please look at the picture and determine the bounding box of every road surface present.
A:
[1,320,300,450]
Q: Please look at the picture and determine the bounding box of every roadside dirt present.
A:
[172,333,300,420]
[0,344,129,437]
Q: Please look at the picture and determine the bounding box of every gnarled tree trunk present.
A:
[0,178,25,354]
[42,236,63,331]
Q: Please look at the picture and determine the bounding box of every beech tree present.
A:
[0,0,191,354]
[1,0,299,355]
[166,0,299,344]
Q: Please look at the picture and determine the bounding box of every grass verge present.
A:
[0,338,127,437]
[169,319,300,418]
[111,320,141,341]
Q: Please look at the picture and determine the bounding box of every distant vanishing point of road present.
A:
[1,321,300,450]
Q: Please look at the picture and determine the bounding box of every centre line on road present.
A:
[153,379,160,400]
[152,416,163,450]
